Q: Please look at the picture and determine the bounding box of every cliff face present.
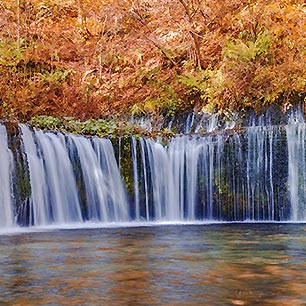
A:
[0,0,305,121]
[0,120,295,227]
[3,105,306,227]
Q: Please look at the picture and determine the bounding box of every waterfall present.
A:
[91,137,129,221]
[167,135,223,220]
[245,125,276,220]
[142,139,176,220]
[0,125,14,227]
[1,112,306,228]
[20,124,49,225]
[68,134,129,222]
[17,125,129,226]
[21,126,83,225]
[286,121,306,221]
[138,128,283,221]
[131,137,140,219]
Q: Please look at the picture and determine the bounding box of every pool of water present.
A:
[1,223,306,305]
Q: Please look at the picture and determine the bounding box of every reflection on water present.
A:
[1,224,306,305]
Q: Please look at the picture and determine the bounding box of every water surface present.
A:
[1,223,306,305]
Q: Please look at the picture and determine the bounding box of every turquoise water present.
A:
[1,224,306,305]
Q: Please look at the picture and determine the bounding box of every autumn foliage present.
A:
[0,0,305,121]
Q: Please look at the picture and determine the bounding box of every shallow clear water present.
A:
[1,224,306,305]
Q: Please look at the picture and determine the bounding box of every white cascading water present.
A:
[1,109,306,229]
[136,128,277,222]
[141,138,177,220]
[244,125,276,220]
[0,124,14,227]
[69,134,129,222]
[34,131,84,224]
[167,135,223,221]
[20,124,49,225]
[129,117,291,223]
[131,137,140,220]
[286,113,306,221]
[19,125,129,226]
[91,137,129,221]
[139,138,150,220]
[21,125,83,225]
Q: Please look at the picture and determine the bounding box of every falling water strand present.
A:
[20,124,49,225]
[0,124,14,227]
[92,137,129,221]
[70,134,129,222]
[19,126,129,226]
[131,137,140,220]
[269,129,275,220]
[286,123,306,221]
[139,138,150,220]
[34,131,83,224]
